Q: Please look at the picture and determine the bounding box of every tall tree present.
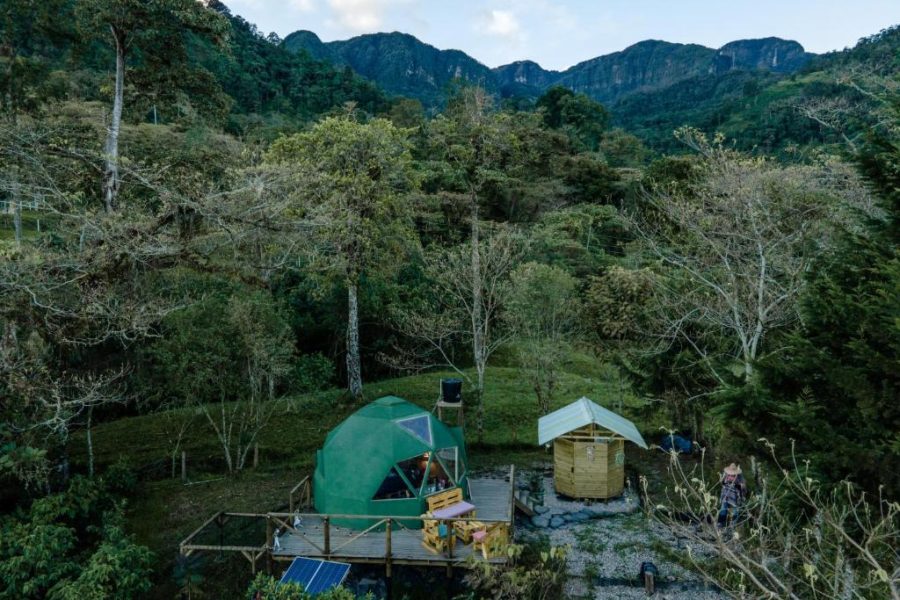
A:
[633,128,871,385]
[75,0,226,212]
[391,227,525,441]
[536,86,610,151]
[739,91,900,496]
[506,262,581,414]
[0,0,73,115]
[266,116,416,400]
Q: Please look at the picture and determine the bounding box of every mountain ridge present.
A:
[283,30,814,106]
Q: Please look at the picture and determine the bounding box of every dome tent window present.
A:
[396,453,428,492]
[424,455,452,495]
[396,415,432,445]
[437,447,459,481]
[373,467,415,500]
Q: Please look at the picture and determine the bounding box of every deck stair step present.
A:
[513,490,536,517]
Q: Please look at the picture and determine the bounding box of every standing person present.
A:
[718,463,747,527]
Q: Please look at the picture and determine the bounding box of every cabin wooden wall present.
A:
[553,438,576,497]
[552,428,626,499]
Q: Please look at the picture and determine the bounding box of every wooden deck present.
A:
[179,470,516,573]
[273,477,513,567]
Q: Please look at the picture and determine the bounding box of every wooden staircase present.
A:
[513,489,537,517]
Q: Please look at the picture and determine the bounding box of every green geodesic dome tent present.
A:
[313,396,468,529]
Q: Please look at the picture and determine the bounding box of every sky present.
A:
[224,0,900,70]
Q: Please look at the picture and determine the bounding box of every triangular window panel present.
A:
[436,447,458,483]
[424,456,452,495]
[396,415,432,445]
[373,467,415,500]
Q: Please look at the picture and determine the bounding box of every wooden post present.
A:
[509,464,516,538]
[265,516,273,575]
[181,451,187,483]
[253,444,259,469]
[323,517,331,556]
[446,521,453,559]
[385,519,392,577]
[644,571,655,595]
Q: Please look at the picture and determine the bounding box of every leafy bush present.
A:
[0,476,153,599]
[291,352,336,394]
[246,573,369,599]
[462,544,568,600]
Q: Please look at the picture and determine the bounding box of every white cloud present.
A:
[291,0,316,12]
[327,0,413,32]
[481,9,521,39]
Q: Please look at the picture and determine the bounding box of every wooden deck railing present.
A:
[179,467,518,574]
[288,475,312,514]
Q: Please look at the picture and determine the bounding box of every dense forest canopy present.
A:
[0,1,898,597]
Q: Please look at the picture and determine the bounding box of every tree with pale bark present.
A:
[75,0,227,212]
[632,128,872,386]
[265,116,416,400]
[390,226,525,441]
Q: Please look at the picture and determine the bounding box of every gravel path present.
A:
[517,473,729,600]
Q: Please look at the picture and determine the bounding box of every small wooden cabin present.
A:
[538,397,648,499]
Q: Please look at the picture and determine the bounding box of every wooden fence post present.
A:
[509,464,516,538]
[266,516,273,575]
[181,451,187,483]
[447,521,453,559]
[323,517,331,557]
[644,570,655,595]
[253,444,259,469]
[385,519,392,577]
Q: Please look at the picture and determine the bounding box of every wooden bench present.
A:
[421,487,477,554]
[426,487,464,513]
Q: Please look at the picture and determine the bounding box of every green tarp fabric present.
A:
[313,396,468,529]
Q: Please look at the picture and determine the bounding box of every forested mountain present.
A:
[284,30,499,106]
[278,22,900,156]
[613,26,900,153]
[284,30,812,106]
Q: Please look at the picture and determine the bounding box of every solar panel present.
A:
[280,557,320,586]
[279,557,351,595]
[306,561,351,594]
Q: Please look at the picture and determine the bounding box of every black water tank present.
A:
[441,379,462,404]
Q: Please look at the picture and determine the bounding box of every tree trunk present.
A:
[86,405,94,478]
[346,279,363,400]
[470,194,486,442]
[693,405,706,447]
[11,174,22,247]
[474,365,486,443]
[103,29,125,213]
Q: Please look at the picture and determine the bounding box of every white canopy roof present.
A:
[538,397,648,448]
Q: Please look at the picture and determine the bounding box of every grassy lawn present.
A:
[72,354,669,596]
[0,210,55,242]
